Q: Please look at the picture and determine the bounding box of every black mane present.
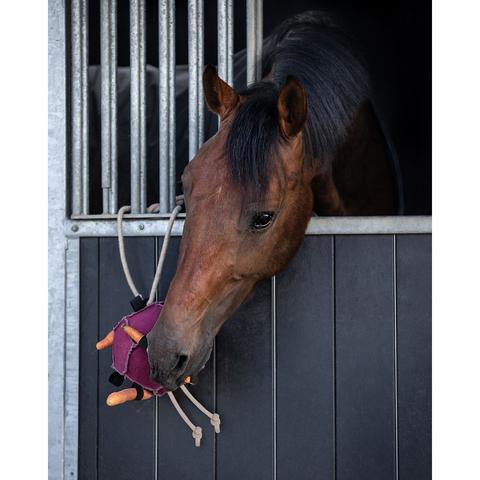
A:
[226,11,369,192]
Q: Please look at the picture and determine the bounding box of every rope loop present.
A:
[117,199,184,304]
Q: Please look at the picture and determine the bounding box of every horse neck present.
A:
[310,100,399,216]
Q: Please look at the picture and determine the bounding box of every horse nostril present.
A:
[174,354,188,373]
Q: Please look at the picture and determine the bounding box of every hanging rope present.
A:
[180,385,221,433]
[116,198,220,447]
[117,198,183,305]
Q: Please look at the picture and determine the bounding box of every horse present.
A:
[143,11,402,390]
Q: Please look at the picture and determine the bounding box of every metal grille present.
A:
[69,0,264,218]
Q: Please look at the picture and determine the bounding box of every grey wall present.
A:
[78,234,431,480]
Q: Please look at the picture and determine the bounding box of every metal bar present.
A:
[130,0,147,213]
[101,0,118,214]
[246,0,263,84]
[66,216,432,238]
[71,0,89,215]
[49,0,67,476]
[159,0,176,212]
[64,238,81,479]
[218,0,234,85]
[188,0,204,159]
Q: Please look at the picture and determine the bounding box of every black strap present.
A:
[130,295,147,312]
[132,382,144,401]
[138,335,148,351]
[109,371,124,387]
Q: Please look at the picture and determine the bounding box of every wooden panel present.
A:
[78,239,99,480]
[155,237,215,479]
[97,237,156,480]
[276,236,335,479]
[215,279,273,480]
[335,235,396,480]
[396,235,431,480]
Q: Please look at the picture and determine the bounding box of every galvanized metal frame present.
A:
[50,1,431,478]
[65,216,431,238]
[49,1,75,478]
[64,239,81,479]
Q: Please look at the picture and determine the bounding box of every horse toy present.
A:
[96,203,220,447]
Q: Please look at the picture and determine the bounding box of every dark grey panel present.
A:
[335,235,395,480]
[79,239,99,480]
[215,279,273,480]
[155,237,215,479]
[276,236,335,479]
[396,235,432,480]
[97,237,156,480]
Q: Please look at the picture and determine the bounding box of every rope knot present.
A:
[210,413,221,433]
[192,426,202,447]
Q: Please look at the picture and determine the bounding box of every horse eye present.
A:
[251,211,274,231]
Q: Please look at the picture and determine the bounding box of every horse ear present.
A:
[277,76,307,138]
[203,65,239,119]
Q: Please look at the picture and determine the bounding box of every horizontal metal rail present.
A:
[66,216,432,238]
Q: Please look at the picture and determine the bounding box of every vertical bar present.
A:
[101,0,118,214]
[49,0,67,476]
[188,0,204,160]
[130,0,147,213]
[246,0,263,85]
[271,275,277,479]
[393,235,399,480]
[64,238,81,479]
[218,0,234,86]
[71,0,89,215]
[159,0,176,213]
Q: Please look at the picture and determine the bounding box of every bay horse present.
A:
[147,11,401,390]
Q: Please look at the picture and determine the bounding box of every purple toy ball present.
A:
[111,302,167,396]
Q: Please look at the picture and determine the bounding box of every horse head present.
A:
[147,67,315,390]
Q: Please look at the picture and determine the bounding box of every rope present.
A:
[167,392,203,447]
[117,205,140,298]
[117,198,183,305]
[116,197,220,447]
[147,204,182,305]
[180,385,221,433]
